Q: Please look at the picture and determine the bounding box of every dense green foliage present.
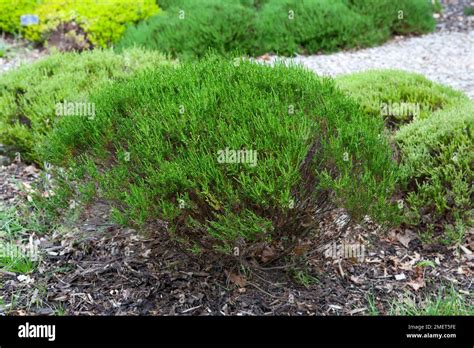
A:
[0,204,37,274]
[464,6,474,16]
[337,69,473,243]
[255,0,373,55]
[348,0,436,37]
[335,70,467,128]
[390,285,474,315]
[43,57,399,254]
[116,0,257,60]
[156,0,270,10]
[0,49,172,163]
[256,0,436,55]
[118,0,436,59]
[396,102,474,244]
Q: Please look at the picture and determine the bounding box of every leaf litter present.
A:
[0,161,472,316]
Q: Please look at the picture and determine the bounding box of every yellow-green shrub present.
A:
[0,0,38,34]
[20,0,159,48]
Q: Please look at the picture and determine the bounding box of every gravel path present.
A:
[0,36,46,74]
[261,30,474,99]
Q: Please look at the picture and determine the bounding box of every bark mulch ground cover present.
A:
[1,161,472,316]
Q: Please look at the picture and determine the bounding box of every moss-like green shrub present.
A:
[0,48,172,163]
[14,0,159,48]
[0,0,38,34]
[395,102,474,244]
[465,6,474,16]
[259,0,436,55]
[336,69,472,244]
[336,70,467,128]
[348,0,436,37]
[116,0,256,60]
[155,0,185,10]
[118,0,436,58]
[389,0,438,34]
[255,0,377,55]
[156,0,269,10]
[43,56,399,255]
[238,0,271,9]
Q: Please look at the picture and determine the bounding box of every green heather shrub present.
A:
[0,48,172,163]
[239,0,271,8]
[257,0,436,53]
[255,0,376,55]
[119,0,435,58]
[336,70,467,128]
[156,0,269,10]
[0,0,37,34]
[464,6,474,16]
[116,0,256,60]
[155,0,183,10]
[337,69,472,243]
[348,0,436,37]
[43,56,399,255]
[14,0,159,48]
[395,102,474,244]
[389,0,437,34]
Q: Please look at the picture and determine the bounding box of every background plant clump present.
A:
[118,0,437,59]
[335,70,468,128]
[396,102,474,244]
[336,70,473,244]
[0,48,172,163]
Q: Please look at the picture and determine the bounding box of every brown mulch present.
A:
[0,161,473,316]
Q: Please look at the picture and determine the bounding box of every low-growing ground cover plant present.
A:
[336,69,473,244]
[0,203,38,274]
[42,56,399,258]
[395,101,474,244]
[390,285,474,315]
[335,69,468,128]
[119,0,436,59]
[0,0,159,48]
[0,48,172,163]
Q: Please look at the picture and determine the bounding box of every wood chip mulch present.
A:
[1,162,472,316]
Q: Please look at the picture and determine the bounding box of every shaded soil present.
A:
[0,162,472,316]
